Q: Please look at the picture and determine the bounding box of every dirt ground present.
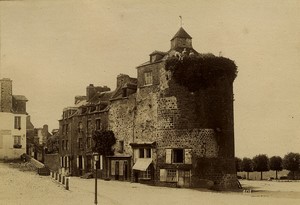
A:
[1,162,300,205]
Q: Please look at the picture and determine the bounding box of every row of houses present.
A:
[58,27,238,190]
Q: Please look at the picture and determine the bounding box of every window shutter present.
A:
[82,157,85,170]
[160,169,167,182]
[134,149,139,163]
[66,157,69,168]
[100,155,103,170]
[111,160,115,175]
[184,149,192,164]
[76,156,79,168]
[166,149,172,164]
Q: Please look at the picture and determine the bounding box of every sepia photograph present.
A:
[0,0,300,204]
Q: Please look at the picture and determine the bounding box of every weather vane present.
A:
[179,15,183,27]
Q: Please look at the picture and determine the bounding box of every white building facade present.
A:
[0,112,27,159]
[0,78,28,160]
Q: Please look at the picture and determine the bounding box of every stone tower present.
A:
[133,27,237,189]
[170,27,193,49]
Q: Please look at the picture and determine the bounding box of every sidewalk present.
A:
[0,162,101,205]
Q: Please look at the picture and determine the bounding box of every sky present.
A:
[0,0,299,158]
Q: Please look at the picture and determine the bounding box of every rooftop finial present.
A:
[179,15,183,27]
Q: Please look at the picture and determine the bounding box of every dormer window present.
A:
[90,106,96,112]
[144,72,153,85]
[150,51,165,63]
[63,112,67,119]
[150,55,156,63]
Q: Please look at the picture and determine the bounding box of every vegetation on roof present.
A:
[165,55,238,91]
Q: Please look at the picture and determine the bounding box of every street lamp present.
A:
[93,152,99,205]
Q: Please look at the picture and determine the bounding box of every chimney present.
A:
[86,84,96,101]
[0,78,13,112]
[117,74,130,88]
[43,124,49,133]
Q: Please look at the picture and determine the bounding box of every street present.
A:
[1,162,300,205]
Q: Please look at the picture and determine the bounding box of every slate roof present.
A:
[13,95,28,101]
[171,27,192,40]
[150,50,167,56]
[88,91,114,104]
[137,27,196,67]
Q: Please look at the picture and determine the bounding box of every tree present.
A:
[241,157,253,180]
[252,154,270,180]
[92,130,116,177]
[283,152,300,180]
[235,157,242,173]
[269,156,283,179]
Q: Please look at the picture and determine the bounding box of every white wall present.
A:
[0,112,27,159]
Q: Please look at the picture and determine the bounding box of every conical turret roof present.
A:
[171,27,192,40]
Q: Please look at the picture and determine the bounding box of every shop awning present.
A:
[132,158,152,171]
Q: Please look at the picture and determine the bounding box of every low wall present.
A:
[44,154,60,171]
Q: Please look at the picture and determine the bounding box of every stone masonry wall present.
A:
[156,129,217,158]
[108,95,136,157]
[134,86,159,143]
[109,58,236,189]
[158,63,235,159]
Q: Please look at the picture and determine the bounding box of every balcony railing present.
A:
[13,144,22,149]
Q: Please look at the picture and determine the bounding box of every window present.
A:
[62,140,65,150]
[144,72,153,85]
[146,148,151,158]
[13,136,21,148]
[78,122,83,132]
[61,157,64,167]
[139,148,145,158]
[167,169,177,182]
[138,148,151,158]
[90,106,96,112]
[87,120,91,134]
[96,119,101,130]
[62,125,65,135]
[65,124,69,135]
[78,138,83,149]
[166,148,187,164]
[63,112,67,119]
[140,168,151,179]
[173,149,184,163]
[14,116,21,130]
[66,140,69,151]
[122,88,127,97]
[87,137,92,148]
[150,55,156,63]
